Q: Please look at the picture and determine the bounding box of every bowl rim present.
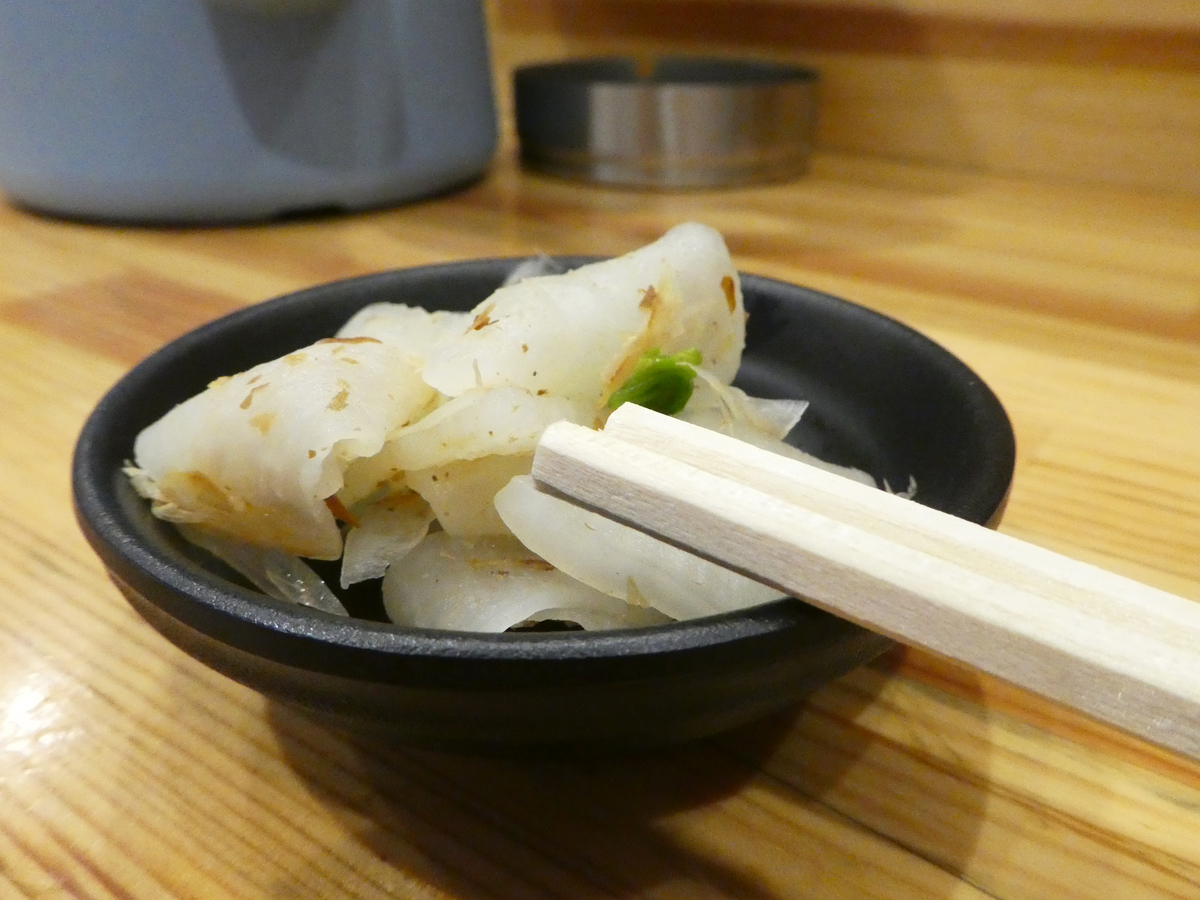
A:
[72,259,1016,675]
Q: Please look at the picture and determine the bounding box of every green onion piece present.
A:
[606,348,703,415]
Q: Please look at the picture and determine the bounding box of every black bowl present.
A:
[72,260,1015,752]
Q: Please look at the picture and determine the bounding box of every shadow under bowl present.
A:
[72,259,1015,752]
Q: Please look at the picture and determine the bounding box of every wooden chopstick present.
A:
[531,403,1200,759]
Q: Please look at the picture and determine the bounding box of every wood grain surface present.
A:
[1,139,1198,899]
[487,0,1200,196]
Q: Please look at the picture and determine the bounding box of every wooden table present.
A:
[2,150,1198,899]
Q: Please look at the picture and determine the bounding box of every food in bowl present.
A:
[125,223,879,632]
[73,248,1015,750]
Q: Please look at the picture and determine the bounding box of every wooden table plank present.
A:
[0,148,1197,898]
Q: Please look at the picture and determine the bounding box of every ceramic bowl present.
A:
[72,259,1015,752]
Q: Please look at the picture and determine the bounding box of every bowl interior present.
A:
[71,259,1015,746]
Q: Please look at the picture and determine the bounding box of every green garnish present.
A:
[606,347,703,415]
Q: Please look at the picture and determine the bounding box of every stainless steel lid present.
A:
[514,57,819,188]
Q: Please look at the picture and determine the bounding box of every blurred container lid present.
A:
[514,57,819,189]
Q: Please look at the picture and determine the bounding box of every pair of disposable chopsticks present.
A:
[532,403,1200,760]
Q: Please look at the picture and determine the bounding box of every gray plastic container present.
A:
[0,0,497,222]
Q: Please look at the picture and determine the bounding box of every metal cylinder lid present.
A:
[514,57,819,189]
